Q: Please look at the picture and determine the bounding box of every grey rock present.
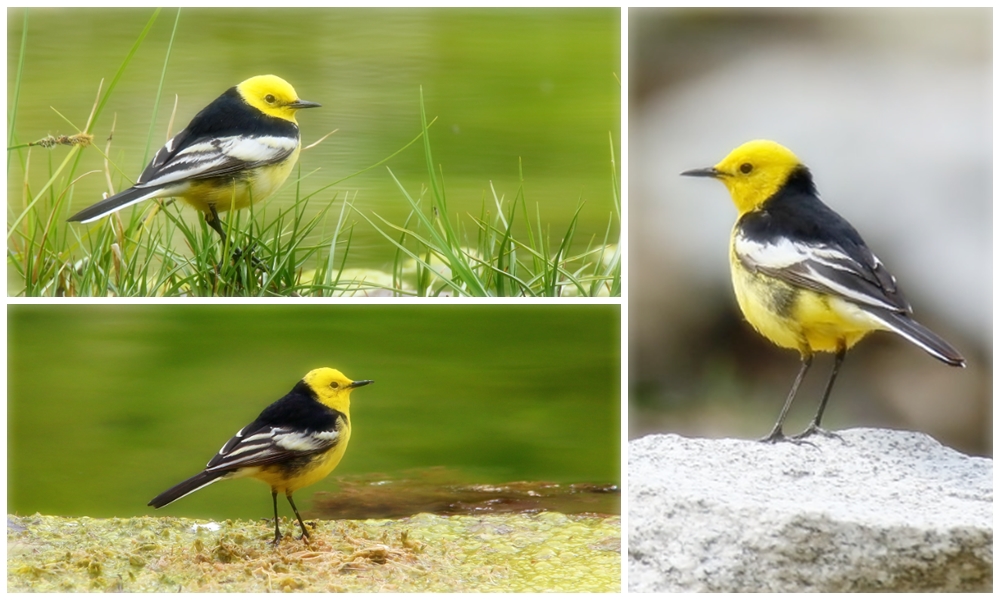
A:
[628,428,992,592]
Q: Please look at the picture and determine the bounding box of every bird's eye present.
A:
[740,163,753,174]
[330,381,340,389]
[264,94,276,103]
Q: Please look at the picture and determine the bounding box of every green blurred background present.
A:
[7,8,620,281]
[8,304,620,519]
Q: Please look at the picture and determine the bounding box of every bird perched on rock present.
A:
[682,140,964,442]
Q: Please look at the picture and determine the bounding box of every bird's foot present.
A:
[296,522,312,543]
[792,423,842,442]
[758,427,817,447]
[230,244,268,272]
[215,245,268,274]
[757,427,788,444]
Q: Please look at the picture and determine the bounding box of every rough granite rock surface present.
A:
[628,428,992,592]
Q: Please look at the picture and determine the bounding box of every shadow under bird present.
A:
[67,74,320,244]
[681,139,965,442]
[148,368,372,545]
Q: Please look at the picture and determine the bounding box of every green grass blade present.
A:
[142,8,181,166]
[385,166,487,295]
[7,9,29,172]
[352,207,466,296]
[89,9,161,133]
[7,146,83,240]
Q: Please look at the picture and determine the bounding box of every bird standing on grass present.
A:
[148,368,372,545]
[68,74,320,246]
[681,140,964,442]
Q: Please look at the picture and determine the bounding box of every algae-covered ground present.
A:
[7,512,620,592]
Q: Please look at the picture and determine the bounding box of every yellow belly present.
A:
[238,422,350,495]
[729,251,873,355]
[178,146,301,216]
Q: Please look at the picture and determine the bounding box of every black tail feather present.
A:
[67,186,160,223]
[148,470,226,508]
[870,309,966,367]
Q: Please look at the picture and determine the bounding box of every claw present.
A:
[758,426,817,448]
[792,424,842,442]
[758,428,788,444]
[231,245,268,272]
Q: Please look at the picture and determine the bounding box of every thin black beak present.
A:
[290,99,322,109]
[680,167,723,178]
[349,379,374,388]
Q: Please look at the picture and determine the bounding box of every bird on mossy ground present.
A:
[148,368,372,545]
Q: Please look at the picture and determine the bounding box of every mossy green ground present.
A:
[7,512,620,592]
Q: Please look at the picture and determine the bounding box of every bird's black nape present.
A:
[783,164,818,197]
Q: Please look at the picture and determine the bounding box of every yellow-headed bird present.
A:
[148,368,372,544]
[682,140,964,442]
[68,75,320,243]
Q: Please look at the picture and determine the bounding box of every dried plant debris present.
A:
[313,469,620,519]
[7,512,620,592]
[26,133,93,148]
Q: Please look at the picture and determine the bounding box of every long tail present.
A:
[868,309,966,367]
[67,185,164,223]
[148,470,227,509]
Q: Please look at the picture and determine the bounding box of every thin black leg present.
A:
[286,493,310,540]
[206,204,268,272]
[794,344,847,440]
[271,489,282,545]
[759,353,812,443]
[205,204,228,243]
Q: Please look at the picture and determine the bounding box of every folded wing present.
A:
[734,234,910,314]
[204,422,343,473]
[137,134,299,189]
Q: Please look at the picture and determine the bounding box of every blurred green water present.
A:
[8,304,620,519]
[7,8,620,269]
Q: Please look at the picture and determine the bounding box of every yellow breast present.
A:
[729,247,872,355]
[241,414,351,495]
[177,145,301,216]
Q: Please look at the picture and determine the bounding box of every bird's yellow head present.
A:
[682,140,804,215]
[302,367,373,413]
[236,75,321,123]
